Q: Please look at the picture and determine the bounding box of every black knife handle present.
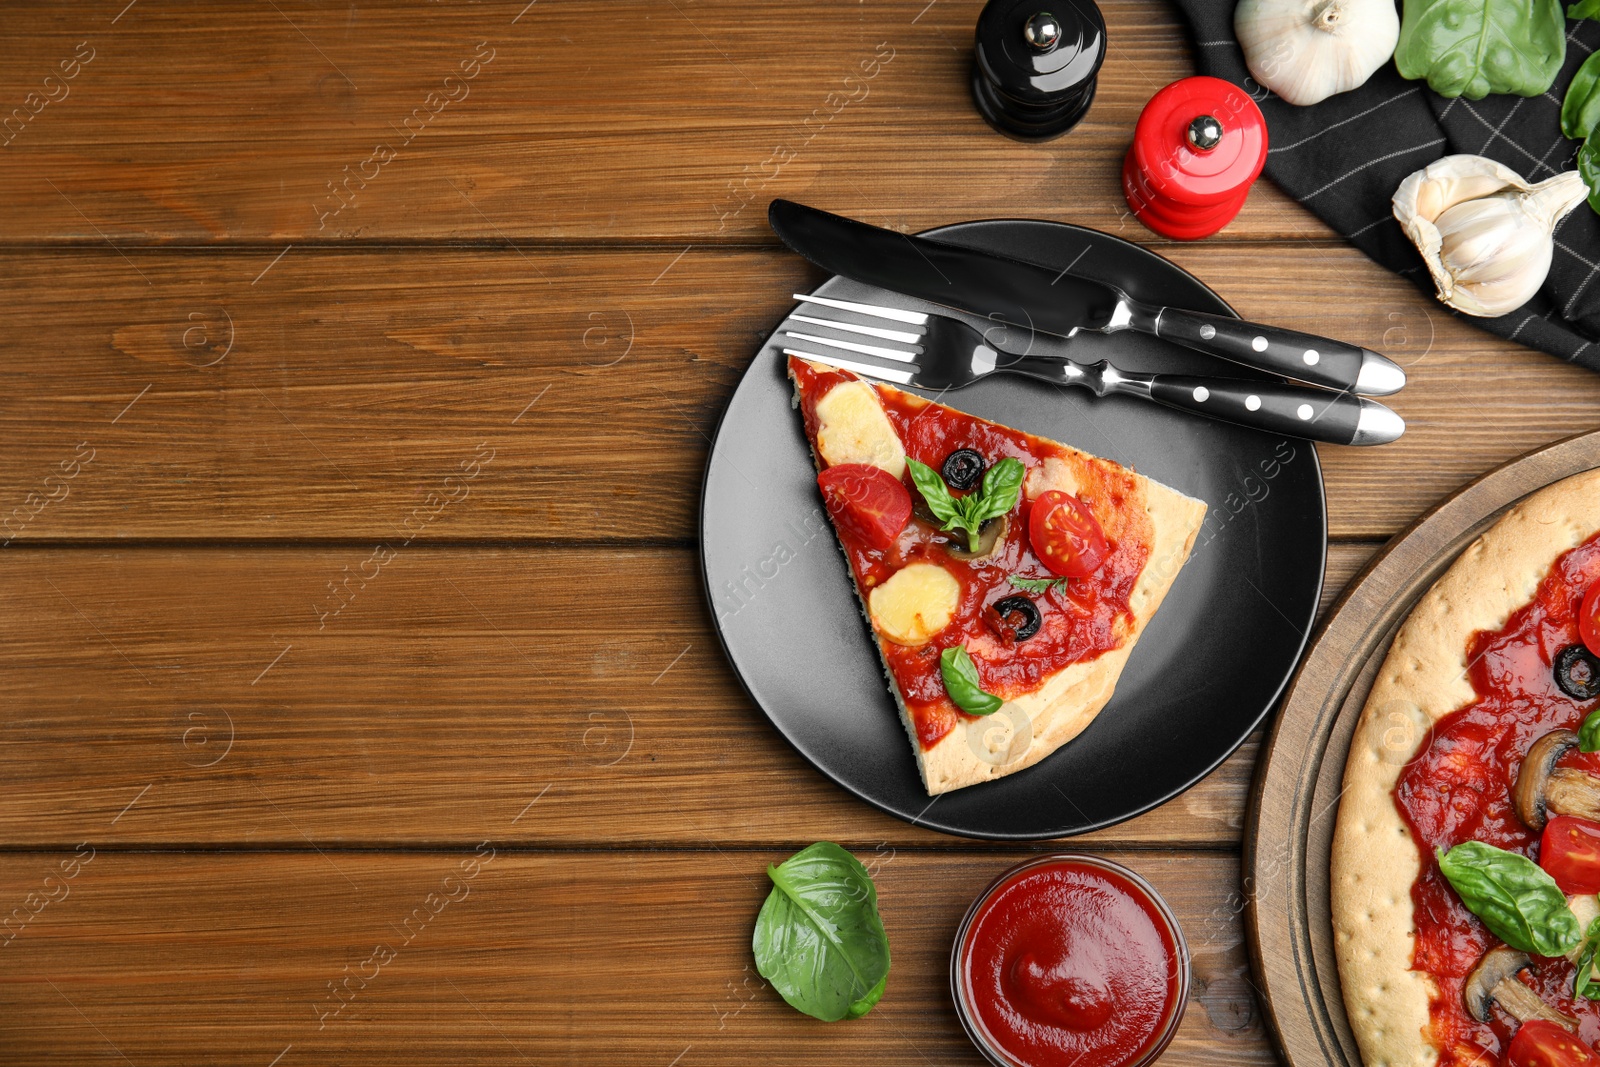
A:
[1144,374,1404,446]
[1152,308,1405,396]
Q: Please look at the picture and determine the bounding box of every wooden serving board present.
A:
[1246,427,1600,1067]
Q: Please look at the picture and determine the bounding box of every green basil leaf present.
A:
[1577,916,1600,999]
[1008,575,1067,593]
[1437,841,1581,956]
[940,645,1003,716]
[1581,708,1600,754]
[1565,52,1600,139]
[1572,0,1600,19]
[905,458,958,524]
[943,496,983,552]
[971,457,1026,524]
[752,842,891,1022]
[1581,137,1600,218]
[1395,0,1566,99]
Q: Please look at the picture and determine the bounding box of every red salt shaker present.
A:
[1123,76,1268,240]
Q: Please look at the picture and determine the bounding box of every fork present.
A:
[781,294,1405,447]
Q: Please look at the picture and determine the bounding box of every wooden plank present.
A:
[0,247,1592,544]
[0,0,1328,244]
[0,849,1272,1067]
[0,542,1373,849]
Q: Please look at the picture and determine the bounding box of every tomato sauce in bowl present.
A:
[952,855,1189,1067]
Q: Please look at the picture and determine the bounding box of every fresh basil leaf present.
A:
[1565,52,1600,139]
[752,842,891,1022]
[1581,137,1600,218]
[1581,709,1600,754]
[1572,0,1600,19]
[905,458,959,524]
[940,645,1003,716]
[1008,575,1067,593]
[1437,841,1581,956]
[970,457,1026,524]
[1395,0,1566,99]
[1577,916,1600,999]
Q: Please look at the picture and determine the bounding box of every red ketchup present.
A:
[953,856,1189,1067]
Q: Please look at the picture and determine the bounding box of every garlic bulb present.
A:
[1234,0,1399,106]
[1393,155,1589,318]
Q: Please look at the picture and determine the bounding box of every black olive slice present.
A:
[992,595,1042,641]
[1556,644,1600,701]
[942,449,986,491]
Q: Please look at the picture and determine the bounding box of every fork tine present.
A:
[789,314,923,345]
[792,293,929,325]
[783,330,919,363]
[782,348,917,386]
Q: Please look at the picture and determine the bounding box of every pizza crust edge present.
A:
[1333,468,1600,1067]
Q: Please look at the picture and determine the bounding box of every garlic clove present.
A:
[1234,0,1399,107]
[1393,155,1588,318]
[1432,195,1555,315]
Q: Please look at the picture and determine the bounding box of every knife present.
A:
[768,199,1406,397]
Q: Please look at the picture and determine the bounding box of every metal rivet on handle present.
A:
[1199,325,1216,340]
[1303,349,1320,366]
[1193,386,1209,402]
[1297,404,1314,420]
[1245,395,1262,411]
[1251,336,1268,352]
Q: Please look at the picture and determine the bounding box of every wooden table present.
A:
[2,2,1597,1063]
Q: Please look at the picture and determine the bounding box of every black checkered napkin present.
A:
[1172,0,1600,371]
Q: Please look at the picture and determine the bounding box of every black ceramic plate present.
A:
[701,219,1326,840]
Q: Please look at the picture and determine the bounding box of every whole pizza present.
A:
[1333,469,1600,1067]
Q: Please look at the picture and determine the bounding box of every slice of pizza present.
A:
[788,356,1208,795]
[1333,469,1600,1067]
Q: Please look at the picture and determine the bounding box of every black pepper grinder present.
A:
[970,0,1106,141]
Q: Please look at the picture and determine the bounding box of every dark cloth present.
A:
[1169,0,1600,371]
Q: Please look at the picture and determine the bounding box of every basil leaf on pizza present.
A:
[906,456,1025,552]
[940,645,1003,716]
[1437,841,1582,956]
[971,457,1026,524]
[1582,708,1600,754]
[751,842,891,1022]
[906,458,960,525]
[1008,575,1068,594]
[1576,916,1600,1000]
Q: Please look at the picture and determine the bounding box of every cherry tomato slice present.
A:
[817,464,911,551]
[1581,582,1600,658]
[1539,815,1600,894]
[1028,490,1109,578]
[1509,1020,1600,1067]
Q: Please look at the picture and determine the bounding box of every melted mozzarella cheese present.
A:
[815,381,906,478]
[869,563,959,646]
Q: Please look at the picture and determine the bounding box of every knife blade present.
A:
[768,198,1406,397]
